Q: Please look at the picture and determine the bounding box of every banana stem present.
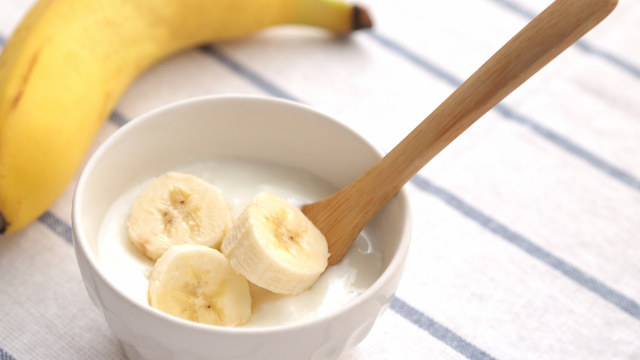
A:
[287,0,372,33]
[353,5,373,31]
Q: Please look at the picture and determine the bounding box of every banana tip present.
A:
[353,5,373,30]
[0,211,7,234]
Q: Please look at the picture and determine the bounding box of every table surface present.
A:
[1,0,639,359]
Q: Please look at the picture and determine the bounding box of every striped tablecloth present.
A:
[1,0,639,359]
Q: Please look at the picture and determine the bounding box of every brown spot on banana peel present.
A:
[0,211,8,234]
[352,5,373,31]
[10,47,41,111]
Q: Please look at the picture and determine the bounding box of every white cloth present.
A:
[1,0,640,359]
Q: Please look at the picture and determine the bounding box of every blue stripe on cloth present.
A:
[365,30,463,89]
[410,174,640,321]
[485,0,538,18]
[365,29,640,193]
[0,348,17,360]
[492,103,640,191]
[487,0,640,79]
[38,211,73,245]
[573,41,640,78]
[201,45,302,103]
[109,111,129,127]
[390,297,498,360]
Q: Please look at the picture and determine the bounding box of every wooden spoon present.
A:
[302,0,617,266]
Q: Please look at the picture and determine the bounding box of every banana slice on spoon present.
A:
[221,192,329,295]
[128,172,232,261]
[148,244,252,326]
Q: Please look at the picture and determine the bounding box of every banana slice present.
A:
[128,172,232,261]
[220,192,329,295]
[148,244,251,326]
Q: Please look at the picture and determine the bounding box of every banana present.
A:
[220,192,328,295]
[128,172,232,261]
[0,0,372,234]
[148,244,252,326]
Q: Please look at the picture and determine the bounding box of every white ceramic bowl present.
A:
[72,95,412,360]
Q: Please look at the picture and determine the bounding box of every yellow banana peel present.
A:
[0,0,372,234]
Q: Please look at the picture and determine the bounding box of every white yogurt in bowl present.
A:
[97,158,384,328]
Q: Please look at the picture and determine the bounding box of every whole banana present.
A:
[0,0,372,234]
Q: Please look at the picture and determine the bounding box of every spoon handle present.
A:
[304,0,617,266]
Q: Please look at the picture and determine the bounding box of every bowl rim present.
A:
[72,94,413,334]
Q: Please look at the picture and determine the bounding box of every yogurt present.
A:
[97,158,383,328]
